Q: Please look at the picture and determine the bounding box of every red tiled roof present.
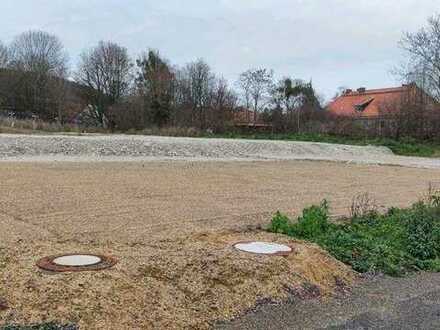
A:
[326,85,414,117]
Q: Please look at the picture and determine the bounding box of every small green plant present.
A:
[291,200,330,239]
[269,197,440,276]
[269,201,330,239]
[269,211,291,235]
[404,202,440,261]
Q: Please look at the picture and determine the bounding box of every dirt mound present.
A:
[0,231,356,329]
[0,134,392,161]
[2,134,440,168]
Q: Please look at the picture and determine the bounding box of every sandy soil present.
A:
[1,160,439,244]
[0,160,439,329]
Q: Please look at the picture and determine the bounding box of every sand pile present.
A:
[0,230,356,329]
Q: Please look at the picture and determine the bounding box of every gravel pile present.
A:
[0,133,439,168]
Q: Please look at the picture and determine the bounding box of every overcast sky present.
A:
[0,0,438,99]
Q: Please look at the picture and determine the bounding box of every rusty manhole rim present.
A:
[233,241,294,256]
[36,253,118,272]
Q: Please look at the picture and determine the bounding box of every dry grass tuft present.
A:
[349,193,378,218]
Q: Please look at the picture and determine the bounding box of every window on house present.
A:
[354,98,374,112]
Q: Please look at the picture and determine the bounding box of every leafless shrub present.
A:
[350,193,378,218]
[238,68,273,124]
[0,117,109,134]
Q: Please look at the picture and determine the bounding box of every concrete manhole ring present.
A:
[36,253,117,272]
[233,241,293,256]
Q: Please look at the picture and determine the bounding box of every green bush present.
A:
[270,212,292,235]
[404,202,440,260]
[268,199,440,276]
[290,200,330,239]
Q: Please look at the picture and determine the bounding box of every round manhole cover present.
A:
[233,241,293,255]
[37,253,117,272]
[53,255,102,267]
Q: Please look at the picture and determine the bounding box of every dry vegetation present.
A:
[0,231,356,329]
[0,118,103,135]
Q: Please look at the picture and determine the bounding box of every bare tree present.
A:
[8,30,68,119]
[399,14,440,101]
[0,41,8,68]
[178,59,215,128]
[238,68,273,123]
[9,31,67,76]
[210,77,237,131]
[377,83,440,139]
[75,41,133,127]
[236,73,252,122]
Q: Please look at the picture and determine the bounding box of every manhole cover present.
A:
[53,255,102,267]
[233,241,293,256]
[36,253,117,272]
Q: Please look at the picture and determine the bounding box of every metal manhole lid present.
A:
[36,253,117,272]
[233,241,293,256]
[53,255,102,267]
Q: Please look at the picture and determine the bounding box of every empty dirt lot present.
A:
[1,136,440,329]
[1,160,439,244]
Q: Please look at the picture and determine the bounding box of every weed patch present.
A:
[268,193,440,276]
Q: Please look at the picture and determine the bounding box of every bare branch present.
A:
[399,14,440,101]
[0,41,8,68]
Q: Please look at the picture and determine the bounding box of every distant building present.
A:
[326,83,437,118]
[232,107,272,129]
[326,83,440,138]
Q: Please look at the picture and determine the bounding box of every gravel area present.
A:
[1,133,440,168]
[217,272,440,330]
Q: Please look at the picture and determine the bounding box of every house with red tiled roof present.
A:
[326,83,437,118]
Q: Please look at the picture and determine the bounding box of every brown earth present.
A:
[0,160,439,329]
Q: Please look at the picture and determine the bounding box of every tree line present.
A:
[0,31,321,132]
[0,14,440,138]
